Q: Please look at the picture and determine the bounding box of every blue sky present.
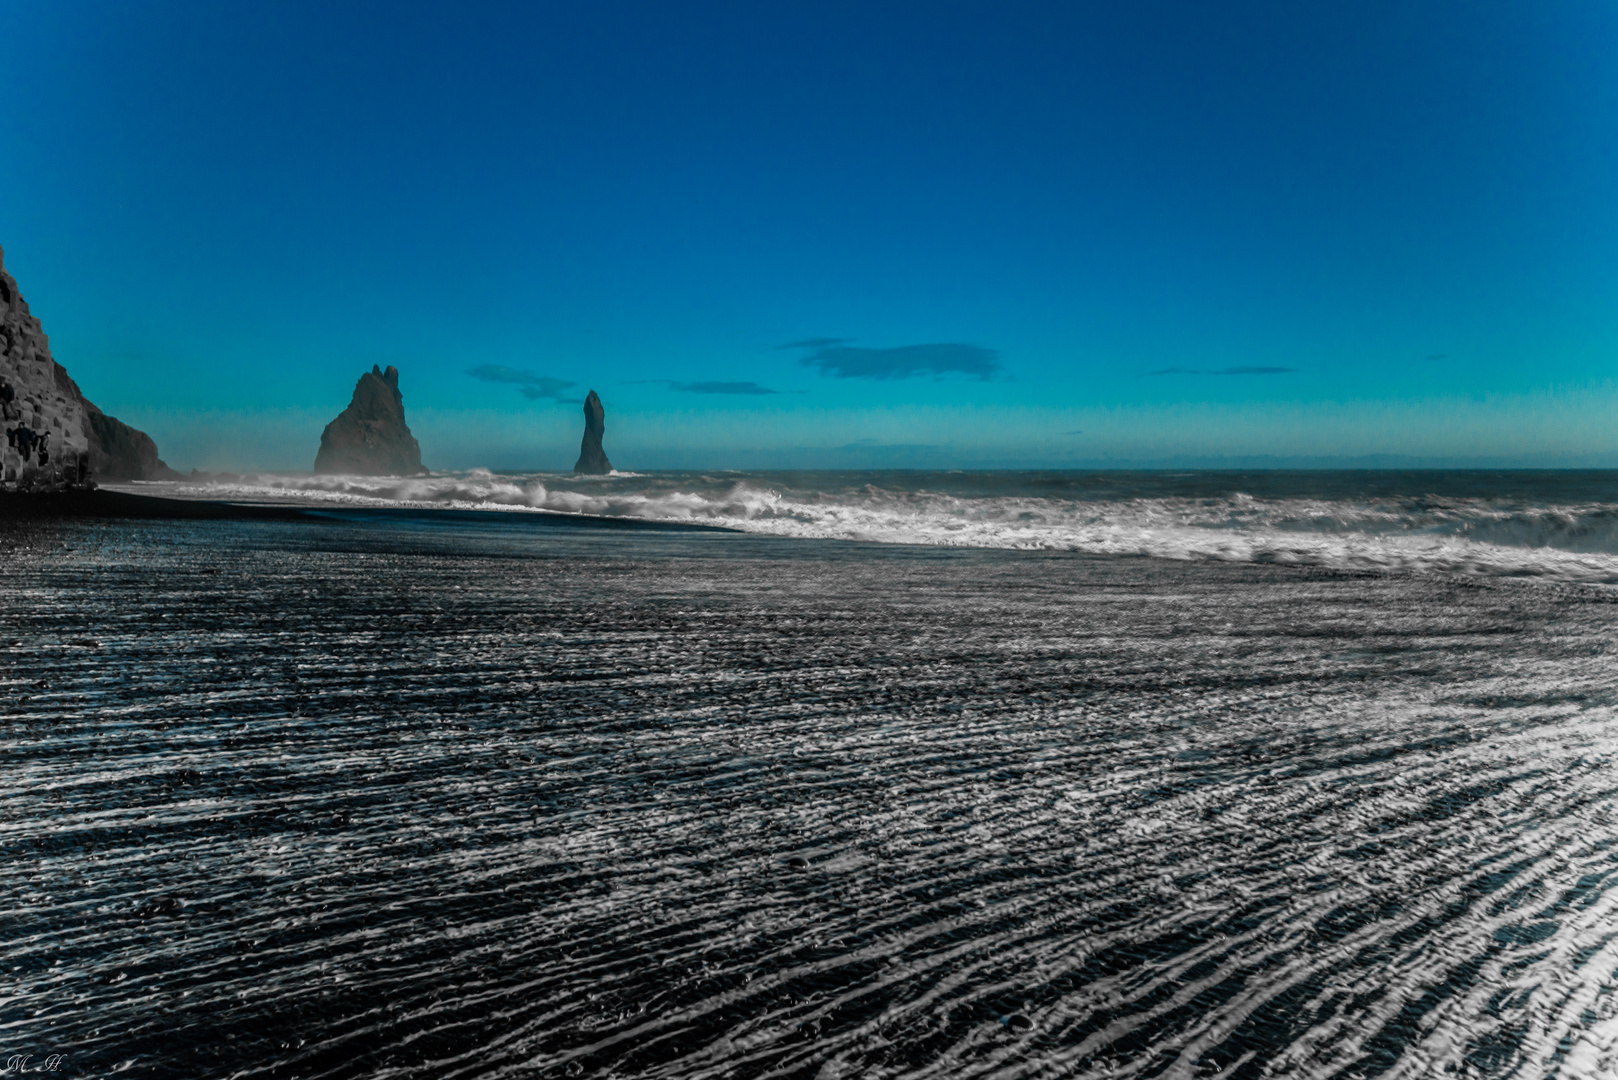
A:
[3,0,1617,469]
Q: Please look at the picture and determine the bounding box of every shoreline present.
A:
[0,488,728,531]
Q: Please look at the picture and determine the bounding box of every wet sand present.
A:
[4,510,1617,1078]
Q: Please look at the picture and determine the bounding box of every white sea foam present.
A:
[122,469,1618,584]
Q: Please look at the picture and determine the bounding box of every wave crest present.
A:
[134,470,1618,584]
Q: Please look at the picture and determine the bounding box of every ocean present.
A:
[146,468,1618,584]
[5,469,1618,1078]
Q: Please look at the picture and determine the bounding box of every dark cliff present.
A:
[313,365,426,475]
[1,243,178,487]
[53,364,179,482]
[573,389,612,474]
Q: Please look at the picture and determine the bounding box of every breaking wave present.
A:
[125,468,1618,584]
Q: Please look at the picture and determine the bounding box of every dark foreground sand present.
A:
[4,507,1617,1079]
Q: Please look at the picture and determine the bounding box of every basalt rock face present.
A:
[1,243,177,488]
[56,365,178,482]
[313,365,426,475]
[573,389,612,474]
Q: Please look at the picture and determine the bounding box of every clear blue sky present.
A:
[3,0,1617,470]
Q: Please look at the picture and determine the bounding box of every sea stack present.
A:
[1,243,178,488]
[573,389,612,474]
[313,365,426,475]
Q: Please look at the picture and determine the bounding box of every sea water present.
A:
[4,470,1618,1078]
[144,468,1618,584]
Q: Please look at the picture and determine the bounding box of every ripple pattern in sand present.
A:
[3,515,1618,1078]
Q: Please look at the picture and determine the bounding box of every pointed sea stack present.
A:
[1,243,178,488]
[313,365,426,475]
[573,389,612,474]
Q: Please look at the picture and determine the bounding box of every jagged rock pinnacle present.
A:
[573,390,612,474]
[313,365,426,475]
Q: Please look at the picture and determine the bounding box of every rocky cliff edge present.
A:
[1,244,178,488]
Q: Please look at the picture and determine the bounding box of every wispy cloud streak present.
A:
[466,365,578,402]
[1147,366,1296,376]
[777,337,853,351]
[786,341,1001,380]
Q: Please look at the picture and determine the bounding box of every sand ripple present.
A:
[3,514,1617,1078]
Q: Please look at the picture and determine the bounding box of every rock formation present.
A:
[1,243,178,489]
[573,389,612,474]
[313,365,426,475]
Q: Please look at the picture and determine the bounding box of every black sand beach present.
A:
[5,501,1617,1078]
